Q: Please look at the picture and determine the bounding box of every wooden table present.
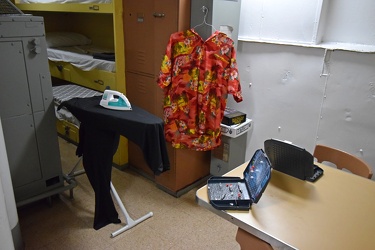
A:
[196,162,375,250]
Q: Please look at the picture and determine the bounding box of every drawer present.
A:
[56,119,79,144]
[49,61,116,91]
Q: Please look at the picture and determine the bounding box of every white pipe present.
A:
[0,118,20,250]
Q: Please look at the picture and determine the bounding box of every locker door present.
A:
[126,72,156,115]
[0,41,32,118]
[153,0,179,76]
[153,0,179,118]
[1,115,42,189]
[123,0,155,75]
[0,41,42,189]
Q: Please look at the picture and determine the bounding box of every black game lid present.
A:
[243,149,272,203]
[264,139,314,180]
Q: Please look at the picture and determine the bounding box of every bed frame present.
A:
[15,0,127,166]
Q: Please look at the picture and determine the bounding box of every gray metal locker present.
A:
[0,15,66,205]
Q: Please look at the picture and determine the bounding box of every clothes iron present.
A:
[100,90,132,111]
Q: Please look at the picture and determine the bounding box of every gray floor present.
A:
[17,138,240,250]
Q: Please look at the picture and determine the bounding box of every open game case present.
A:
[207,149,272,210]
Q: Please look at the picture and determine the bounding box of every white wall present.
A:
[229,42,325,152]
[0,177,15,250]
[0,119,17,250]
[317,50,375,158]
[228,44,375,180]
[322,0,375,45]
[239,0,375,48]
[230,42,375,173]
[226,0,375,179]
[239,0,322,44]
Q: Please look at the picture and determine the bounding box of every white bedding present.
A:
[48,46,116,72]
[19,0,111,3]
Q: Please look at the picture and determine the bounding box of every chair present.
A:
[313,144,373,179]
[236,228,274,250]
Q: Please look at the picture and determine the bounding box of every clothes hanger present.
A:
[193,6,217,32]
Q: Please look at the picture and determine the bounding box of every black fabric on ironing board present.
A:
[79,124,121,230]
[59,95,170,230]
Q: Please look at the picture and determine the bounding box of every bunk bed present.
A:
[15,0,127,166]
[15,0,121,90]
[13,1,159,236]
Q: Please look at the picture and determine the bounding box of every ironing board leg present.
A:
[110,182,153,238]
[64,157,85,199]
[65,158,152,236]
[67,157,85,178]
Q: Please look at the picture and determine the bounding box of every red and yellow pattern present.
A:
[157,29,243,151]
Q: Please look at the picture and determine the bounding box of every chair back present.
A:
[313,144,373,179]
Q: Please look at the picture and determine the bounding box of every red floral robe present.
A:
[157,29,243,151]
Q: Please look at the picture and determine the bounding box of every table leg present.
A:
[236,227,273,250]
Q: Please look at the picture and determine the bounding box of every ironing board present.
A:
[58,96,170,237]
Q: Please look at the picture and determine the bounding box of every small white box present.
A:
[220,118,252,138]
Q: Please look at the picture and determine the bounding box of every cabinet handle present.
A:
[153,13,165,18]
[89,5,100,11]
[57,65,63,71]
[94,80,104,85]
[64,126,70,136]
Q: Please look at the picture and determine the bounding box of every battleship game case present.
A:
[264,138,323,182]
[207,149,272,210]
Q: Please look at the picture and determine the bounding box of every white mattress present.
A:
[48,46,116,72]
[53,84,102,127]
[19,0,111,3]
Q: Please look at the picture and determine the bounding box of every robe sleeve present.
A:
[157,34,174,88]
[227,43,243,103]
